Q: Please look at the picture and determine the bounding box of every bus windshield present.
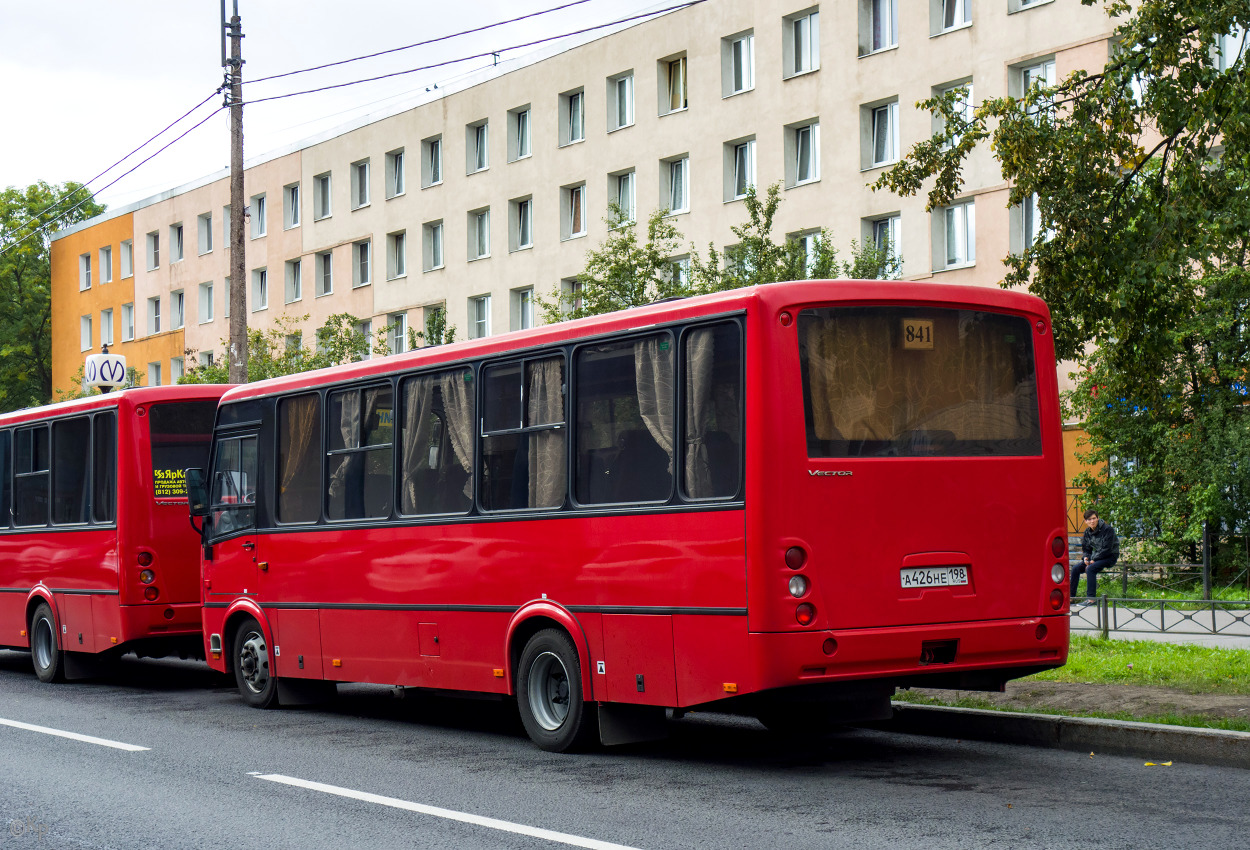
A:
[149,401,218,497]
[799,306,1041,458]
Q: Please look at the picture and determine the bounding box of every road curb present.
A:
[865,702,1250,769]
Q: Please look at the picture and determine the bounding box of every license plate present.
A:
[900,566,969,588]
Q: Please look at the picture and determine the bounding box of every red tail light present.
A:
[795,603,816,625]
[143,586,160,601]
[138,551,153,567]
[1051,537,1066,558]
[1049,589,1063,610]
[785,547,807,569]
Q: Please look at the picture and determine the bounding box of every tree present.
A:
[406,304,457,350]
[0,182,105,411]
[873,0,1250,569]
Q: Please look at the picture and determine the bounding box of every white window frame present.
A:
[120,240,133,278]
[613,170,636,223]
[508,106,532,161]
[146,231,160,270]
[170,223,184,262]
[252,268,268,311]
[469,295,491,340]
[198,212,214,253]
[147,296,161,335]
[388,231,407,279]
[422,136,443,187]
[424,221,444,271]
[661,54,688,114]
[862,0,897,54]
[511,197,534,251]
[96,246,111,285]
[385,149,405,199]
[313,173,332,220]
[785,8,820,77]
[317,252,333,297]
[1219,27,1247,71]
[100,308,114,345]
[934,81,974,146]
[148,362,162,388]
[666,156,690,214]
[723,32,755,96]
[353,240,371,287]
[250,194,266,238]
[79,253,91,290]
[870,215,902,278]
[285,259,303,303]
[199,282,214,323]
[727,138,756,201]
[122,302,135,341]
[941,200,976,268]
[560,89,585,146]
[80,314,92,351]
[171,357,184,384]
[171,289,185,329]
[512,288,535,331]
[869,100,900,168]
[562,184,587,240]
[351,159,370,210]
[608,72,634,131]
[284,183,300,228]
[468,121,489,173]
[389,312,407,355]
[787,120,821,186]
[936,0,971,33]
[469,209,491,260]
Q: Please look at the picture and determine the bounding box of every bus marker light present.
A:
[779,311,793,327]
[1051,563,1065,584]
[110,637,117,644]
[211,652,221,660]
[795,603,816,625]
[1051,537,1066,558]
[20,630,25,637]
[822,638,837,656]
[143,586,159,601]
[140,569,155,584]
[138,551,153,567]
[332,659,342,668]
[1049,590,1063,610]
[723,683,738,693]
[1035,623,1048,641]
[785,546,807,569]
[163,608,175,620]
[788,575,809,598]
[493,668,504,678]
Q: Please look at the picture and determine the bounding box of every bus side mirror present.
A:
[185,468,209,517]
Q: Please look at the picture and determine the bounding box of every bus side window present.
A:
[683,322,742,500]
[326,385,393,521]
[400,370,474,516]
[92,412,117,524]
[480,357,565,511]
[209,435,258,537]
[0,430,9,529]
[51,416,90,525]
[14,425,50,527]
[276,393,322,523]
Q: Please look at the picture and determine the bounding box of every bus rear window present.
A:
[798,306,1041,458]
[149,401,218,497]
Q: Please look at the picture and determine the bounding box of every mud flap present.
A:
[277,678,337,706]
[63,651,111,681]
[598,703,668,746]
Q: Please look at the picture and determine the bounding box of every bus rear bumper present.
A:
[749,614,1069,694]
[118,602,202,640]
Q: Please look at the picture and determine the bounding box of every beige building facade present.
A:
[53,0,1114,400]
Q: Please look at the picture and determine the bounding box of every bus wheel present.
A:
[516,629,597,753]
[232,619,278,709]
[29,603,64,684]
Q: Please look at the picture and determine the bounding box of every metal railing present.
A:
[1069,596,1250,639]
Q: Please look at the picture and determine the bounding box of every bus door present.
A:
[204,432,261,603]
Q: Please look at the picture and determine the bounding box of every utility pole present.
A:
[223,0,248,383]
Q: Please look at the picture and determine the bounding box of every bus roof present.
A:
[217,279,1049,404]
[0,384,233,428]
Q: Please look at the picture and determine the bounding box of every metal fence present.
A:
[1069,596,1250,639]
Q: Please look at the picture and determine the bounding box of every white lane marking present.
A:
[0,717,149,751]
[254,773,644,850]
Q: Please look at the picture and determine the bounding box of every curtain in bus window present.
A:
[0,430,10,528]
[527,358,566,508]
[92,412,117,523]
[14,426,50,526]
[799,307,1041,457]
[52,417,90,524]
[440,370,474,496]
[327,386,393,520]
[684,323,742,499]
[635,337,675,457]
[400,370,473,515]
[277,393,321,523]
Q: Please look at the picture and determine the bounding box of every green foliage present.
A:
[405,304,457,349]
[0,182,105,411]
[875,0,1250,563]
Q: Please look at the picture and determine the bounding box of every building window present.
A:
[422,136,442,186]
[171,289,185,329]
[934,81,974,145]
[786,120,820,187]
[1219,27,1246,71]
[1013,193,1052,251]
[389,312,407,355]
[100,308,114,345]
[870,215,902,277]
[612,170,636,222]
[199,351,214,368]
[252,269,268,311]
[146,231,160,270]
[785,8,820,77]
[350,159,370,209]
[121,240,133,278]
[355,320,372,359]
[467,120,489,173]
[562,184,586,240]
[199,282,214,323]
[171,357,184,383]
[661,54,688,114]
[223,205,232,247]
[723,31,754,96]
[313,173,332,220]
[868,100,900,168]
[509,106,532,161]
[726,138,756,201]
[317,252,333,296]
[387,231,407,278]
[99,246,112,283]
[284,183,300,228]
[941,200,976,268]
[170,223,184,262]
[353,240,371,287]
[511,198,533,251]
[80,315,92,351]
[250,194,266,238]
[385,149,405,198]
[862,0,897,54]
[668,256,691,288]
[286,259,303,302]
[608,72,634,130]
[424,221,444,271]
[936,0,971,32]
[1016,58,1056,118]
[665,156,690,213]
[79,253,91,290]
[469,295,491,339]
[469,209,491,260]
[148,363,162,388]
[122,303,134,341]
[560,89,585,145]
[512,288,535,331]
[147,296,161,335]
[197,212,213,253]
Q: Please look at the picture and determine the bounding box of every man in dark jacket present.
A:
[1073,509,1119,602]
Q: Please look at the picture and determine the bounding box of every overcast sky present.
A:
[0,0,663,210]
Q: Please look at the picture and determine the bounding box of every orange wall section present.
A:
[51,213,185,397]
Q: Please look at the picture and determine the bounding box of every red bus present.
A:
[187,280,1069,751]
[0,385,227,682]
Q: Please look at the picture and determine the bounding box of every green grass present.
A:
[1030,635,1250,694]
[1101,577,1249,604]
[893,689,1250,734]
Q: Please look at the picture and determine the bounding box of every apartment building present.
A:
[51,0,1113,405]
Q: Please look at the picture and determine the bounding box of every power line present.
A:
[238,1,704,108]
[0,106,225,259]
[246,0,600,87]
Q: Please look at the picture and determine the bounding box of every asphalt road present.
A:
[2,651,1247,850]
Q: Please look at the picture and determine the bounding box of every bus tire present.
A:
[232,619,278,709]
[516,629,597,753]
[29,603,64,684]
